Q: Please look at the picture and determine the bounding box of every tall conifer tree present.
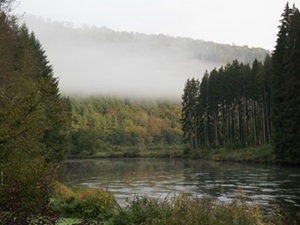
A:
[272,3,300,162]
[279,7,300,161]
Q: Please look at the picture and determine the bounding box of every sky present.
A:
[17,0,299,50]
[14,0,300,99]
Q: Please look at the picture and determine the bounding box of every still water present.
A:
[62,158,300,213]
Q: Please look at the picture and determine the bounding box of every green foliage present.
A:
[69,97,183,155]
[110,194,288,225]
[0,4,71,224]
[183,145,192,155]
[0,154,59,224]
[50,188,115,220]
[180,3,300,164]
[272,4,300,163]
[204,145,275,163]
[181,58,272,150]
[181,78,201,149]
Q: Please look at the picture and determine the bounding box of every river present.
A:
[62,158,300,215]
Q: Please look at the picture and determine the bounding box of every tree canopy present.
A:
[181,3,300,164]
[272,3,300,163]
[69,97,183,155]
[0,2,71,220]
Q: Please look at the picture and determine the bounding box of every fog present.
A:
[22,16,248,99]
[49,42,218,98]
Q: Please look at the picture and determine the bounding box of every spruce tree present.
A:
[271,3,300,163]
[280,7,300,162]
[181,78,200,148]
[271,3,291,157]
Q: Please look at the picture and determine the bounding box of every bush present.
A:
[183,145,192,155]
[50,188,116,220]
[110,194,289,225]
[0,154,59,224]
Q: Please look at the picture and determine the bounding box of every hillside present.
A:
[69,97,183,155]
[22,15,269,99]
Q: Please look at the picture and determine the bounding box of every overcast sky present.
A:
[17,0,299,50]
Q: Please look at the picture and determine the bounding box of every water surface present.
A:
[62,158,300,214]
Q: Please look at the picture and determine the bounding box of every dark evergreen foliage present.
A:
[272,4,300,162]
[181,58,272,149]
[0,2,71,222]
[181,3,300,164]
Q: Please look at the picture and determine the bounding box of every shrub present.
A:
[110,194,289,225]
[50,188,115,220]
[183,145,192,155]
[0,154,59,224]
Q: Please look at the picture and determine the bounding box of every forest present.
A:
[181,3,300,163]
[182,58,272,149]
[0,1,72,222]
[69,97,182,155]
[0,0,300,223]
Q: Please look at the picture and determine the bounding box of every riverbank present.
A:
[59,156,300,224]
[68,144,290,164]
[195,145,276,163]
[53,186,293,225]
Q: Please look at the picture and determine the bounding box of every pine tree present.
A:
[0,3,71,220]
[181,78,200,148]
[271,3,293,158]
[271,3,300,162]
[279,7,300,162]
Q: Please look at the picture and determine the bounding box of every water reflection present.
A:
[62,158,300,213]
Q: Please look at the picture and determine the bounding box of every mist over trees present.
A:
[181,3,300,163]
[22,15,269,99]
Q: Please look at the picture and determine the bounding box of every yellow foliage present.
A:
[52,182,75,199]
[75,189,115,207]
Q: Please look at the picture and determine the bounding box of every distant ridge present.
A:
[23,15,269,64]
[21,15,270,98]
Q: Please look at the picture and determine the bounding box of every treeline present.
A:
[182,3,300,163]
[182,58,271,149]
[0,1,71,221]
[24,14,268,65]
[69,97,183,155]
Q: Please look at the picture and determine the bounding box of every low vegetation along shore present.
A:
[50,183,295,225]
[68,144,278,164]
[2,176,298,224]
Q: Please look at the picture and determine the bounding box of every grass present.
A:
[54,193,293,225]
[68,144,278,164]
[107,194,292,225]
[69,147,185,159]
[192,144,276,163]
[3,181,291,225]
[58,218,82,225]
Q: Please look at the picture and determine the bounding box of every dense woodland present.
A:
[69,98,182,155]
[0,0,72,221]
[0,0,300,223]
[182,58,272,149]
[182,3,300,163]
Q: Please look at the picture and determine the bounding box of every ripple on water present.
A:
[257,182,280,187]
[283,199,297,204]
[237,185,257,189]
[217,196,232,203]
[220,184,236,187]
[63,158,300,217]
[261,188,277,192]
[252,194,275,201]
